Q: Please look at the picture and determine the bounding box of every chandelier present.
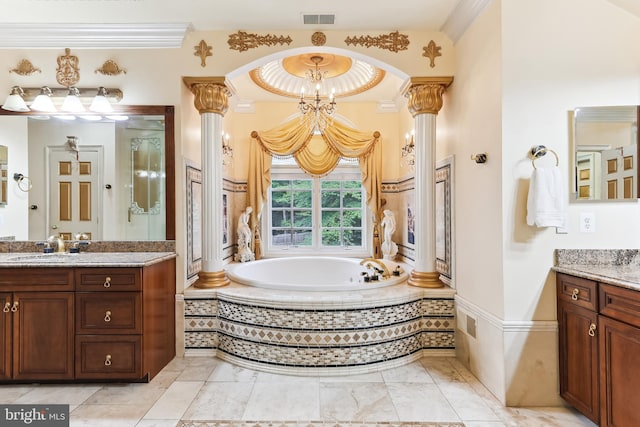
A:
[298,55,336,131]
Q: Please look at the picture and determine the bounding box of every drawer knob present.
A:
[588,323,597,337]
[104,354,112,366]
[10,301,18,312]
[104,310,111,322]
[3,302,10,313]
[571,288,580,300]
[103,277,111,288]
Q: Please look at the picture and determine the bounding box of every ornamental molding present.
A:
[95,59,127,76]
[9,59,41,76]
[227,31,292,52]
[344,31,409,53]
[194,40,212,68]
[56,48,80,88]
[422,40,442,68]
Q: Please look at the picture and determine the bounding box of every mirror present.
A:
[570,105,639,201]
[0,106,175,240]
[0,145,7,205]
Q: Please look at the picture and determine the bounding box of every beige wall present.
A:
[448,0,640,406]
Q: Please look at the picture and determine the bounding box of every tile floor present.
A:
[0,356,596,427]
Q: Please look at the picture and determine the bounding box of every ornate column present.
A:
[183,77,231,288]
[405,77,453,288]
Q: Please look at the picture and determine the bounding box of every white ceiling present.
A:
[0,0,461,32]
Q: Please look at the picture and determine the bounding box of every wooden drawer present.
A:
[76,292,141,334]
[75,268,141,291]
[600,284,640,329]
[0,268,74,291]
[75,335,142,380]
[557,273,598,311]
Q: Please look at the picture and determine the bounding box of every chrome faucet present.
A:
[47,234,66,253]
[360,258,391,279]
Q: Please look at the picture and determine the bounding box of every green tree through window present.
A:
[266,166,368,255]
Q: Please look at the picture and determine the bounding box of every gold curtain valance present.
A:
[247,111,383,258]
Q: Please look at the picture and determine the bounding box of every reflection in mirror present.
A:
[0,145,7,205]
[570,106,639,201]
[0,106,175,240]
[131,135,164,215]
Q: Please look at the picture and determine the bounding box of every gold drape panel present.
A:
[248,111,382,258]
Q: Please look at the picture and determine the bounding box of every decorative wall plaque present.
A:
[344,31,409,53]
[311,31,326,46]
[95,59,127,76]
[423,40,442,68]
[228,31,292,52]
[56,48,80,87]
[194,40,213,67]
[10,59,41,76]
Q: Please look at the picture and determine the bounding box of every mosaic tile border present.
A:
[184,292,455,371]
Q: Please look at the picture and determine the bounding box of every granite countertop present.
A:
[554,249,640,292]
[0,252,176,268]
[553,265,640,292]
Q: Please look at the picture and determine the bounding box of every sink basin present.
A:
[8,253,78,262]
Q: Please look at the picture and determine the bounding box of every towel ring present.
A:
[530,145,559,169]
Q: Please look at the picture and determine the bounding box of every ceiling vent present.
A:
[302,14,335,25]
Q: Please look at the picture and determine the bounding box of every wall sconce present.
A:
[401,129,415,166]
[222,132,233,165]
[1,85,122,115]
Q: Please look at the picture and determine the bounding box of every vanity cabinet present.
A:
[557,273,640,427]
[0,258,175,383]
[0,268,75,381]
[557,273,599,423]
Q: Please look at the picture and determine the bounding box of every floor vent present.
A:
[303,14,335,25]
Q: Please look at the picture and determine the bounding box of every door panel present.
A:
[48,146,102,240]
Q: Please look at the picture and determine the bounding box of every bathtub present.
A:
[225,256,408,291]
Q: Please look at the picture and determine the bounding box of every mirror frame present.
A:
[0,105,175,240]
[569,105,640,202]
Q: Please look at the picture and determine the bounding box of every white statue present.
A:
[380,209,398,260]
[235,206,255,262]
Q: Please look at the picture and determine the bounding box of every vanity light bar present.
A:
[20,87,123,104]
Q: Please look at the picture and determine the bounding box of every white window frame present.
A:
[263,162,371,258]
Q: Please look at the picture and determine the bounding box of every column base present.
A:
[194,270,230,288]
[408,270,444,288]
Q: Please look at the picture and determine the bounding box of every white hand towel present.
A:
[526,166,567,228]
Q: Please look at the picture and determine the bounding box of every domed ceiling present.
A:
[249,53,386,100]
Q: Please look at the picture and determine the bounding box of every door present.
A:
[601,145,636,199]
[599,315,640,427]
[0,292,11,380]
[13,292,74,380]
[47,146,102,240]
[558,300,600,423]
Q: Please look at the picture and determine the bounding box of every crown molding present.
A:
[440,0,491,43]
[0,23,191,48]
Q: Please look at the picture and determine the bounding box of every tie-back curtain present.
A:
[247,111,382,258]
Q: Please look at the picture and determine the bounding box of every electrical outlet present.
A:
[580,212,596,233]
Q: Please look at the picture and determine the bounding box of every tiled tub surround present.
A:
[185,281,456,375]
[555,249,640,291]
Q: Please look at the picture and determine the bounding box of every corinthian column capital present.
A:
[405,76,453,117]
[183,76,231,115]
